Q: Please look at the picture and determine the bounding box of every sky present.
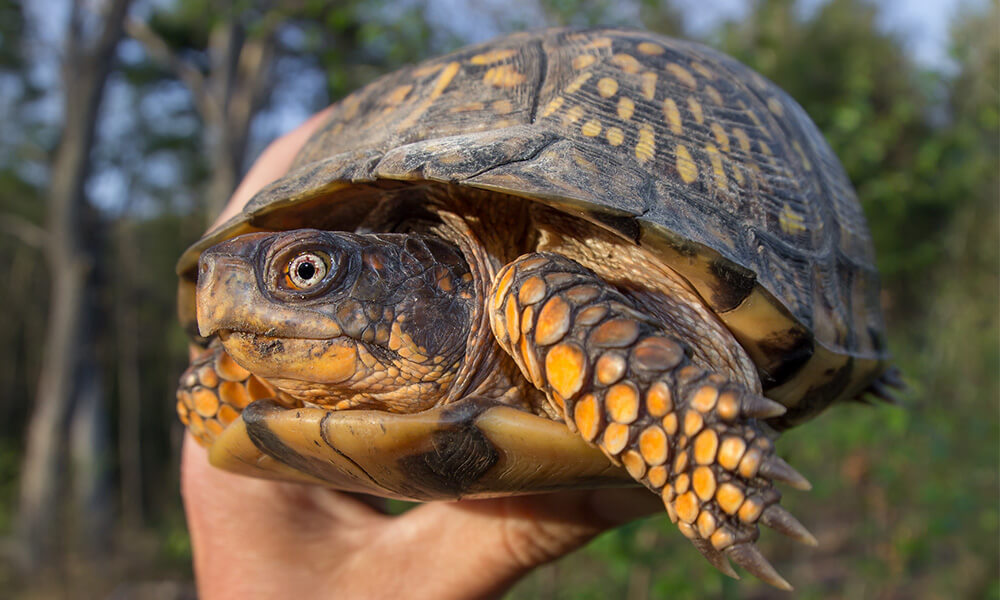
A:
[429,0,982,73]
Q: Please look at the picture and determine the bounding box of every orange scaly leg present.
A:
[176,341,286,446]
[489,252,816,590]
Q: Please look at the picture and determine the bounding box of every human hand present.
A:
[181,111,662,599]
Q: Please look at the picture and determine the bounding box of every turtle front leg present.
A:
[488,253,816,590]
[176,341,286,446]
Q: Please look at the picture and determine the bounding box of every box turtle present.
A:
[175,27,900,589]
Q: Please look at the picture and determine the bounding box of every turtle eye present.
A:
[286,252,328,290]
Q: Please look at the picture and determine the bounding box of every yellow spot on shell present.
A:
[641,71,657,100]
[675,145,698,183]
[687,96,704,124]
[398,62,460,129]
[780,203,807,234]
[572,54,597,70]
[662,98,682,134]
[412,62,444,78]
[597,77,619,98]
[492,99,514,114]
[637,42,665,55]
[541,96,564,118]
[732,164,745,185]
[767,96,785,116]
[469,49,517,65]
[564,72,593,94]
[483,64,526,87]
[449,102,485,113]
[759,140,773,156]
[667,63,697,89]
[617,97,635,120]
[635,124,655,163]
[691,61,715,80]
[585,36,613,50]
[793,140,813,171]
[710,122,730,152]
[611,53,641,74]
[705,143,727,190]
[704,85,724,106]
[742,102,765,130]
[385,84,413,105]
[581,119,602,137]
[732,128,751,153]
[606,127,624,146]
[563,104,585,125]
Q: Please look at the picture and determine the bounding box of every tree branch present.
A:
[123,17,221,126]
[0,214,48,248]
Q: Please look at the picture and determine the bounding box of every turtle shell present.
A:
[179,27,888,442]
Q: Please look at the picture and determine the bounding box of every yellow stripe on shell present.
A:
[610,53,641,74]
[564,72,592,94]
[398,61,460,129]
[635,124,655,163]
[637,42,665,55]
[662,97,682,134]
[687,96,704,124]
[572,54,597,70]
[581,119,602,137]
[666,63,697,89]
[767,96,785,116]
[710,122,730,152]
[483,64,526,87]
[732,127,751,153]
[690,61,715,80]
[562,105,585,125]
[540,96,565,118]
[704,85,724,106]
[597,77,619,98]
[675,144,698,183]
[705,143,727,190]
[469,49,517,65]
[605,126,624,146]
[617,97,635,120]
[641,72,657,100]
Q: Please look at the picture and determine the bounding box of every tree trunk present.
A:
[16,0,131,570]
[115,219,143,528]
[204,22,274,221]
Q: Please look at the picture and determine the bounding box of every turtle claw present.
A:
[759,455,812,491]
[725,542,793,591]
[741,394,787,419]
[691,536,740,579]
[760,504,818,547]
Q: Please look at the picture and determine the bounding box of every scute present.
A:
[209,398,632,499]
[178,27,888,426]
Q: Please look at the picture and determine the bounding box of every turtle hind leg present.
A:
[176,340,282,446]
[489,252,816,590]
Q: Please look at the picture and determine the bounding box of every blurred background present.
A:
[0,0,996,598]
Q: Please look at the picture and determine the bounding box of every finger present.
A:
[343,488,662,600]
[182,434,387,598]
[207,106,335,232]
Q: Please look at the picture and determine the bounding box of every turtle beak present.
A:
[195,232,344,340]
[196,247,261,338]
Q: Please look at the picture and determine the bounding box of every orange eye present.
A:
[286,253,328,290]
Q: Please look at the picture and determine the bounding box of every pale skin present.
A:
[182,109,663,599]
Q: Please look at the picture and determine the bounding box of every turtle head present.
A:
[196,229,477,411]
